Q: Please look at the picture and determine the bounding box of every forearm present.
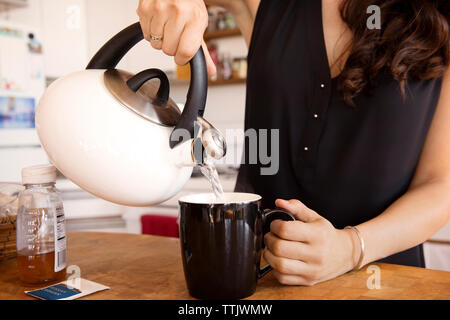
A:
[355,180,450,267]
[228,1,254,46]
[263,180,450,285]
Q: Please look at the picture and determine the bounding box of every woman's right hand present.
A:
[137,0,216,76]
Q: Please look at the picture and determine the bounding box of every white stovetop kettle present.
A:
[36,23,226,206]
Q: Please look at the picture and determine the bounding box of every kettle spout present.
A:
[197,117,227,160]
[171,117,227,167]
[171,138,204,167]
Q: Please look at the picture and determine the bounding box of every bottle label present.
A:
[54,205,67,272]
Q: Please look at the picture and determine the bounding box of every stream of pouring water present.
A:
[200,157,225,201]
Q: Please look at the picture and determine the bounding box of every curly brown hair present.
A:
[338,0,450,107]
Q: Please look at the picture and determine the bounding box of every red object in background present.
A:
[141,215,179,238]
[208,43,219,66]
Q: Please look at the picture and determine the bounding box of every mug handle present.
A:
[258,209,296,279]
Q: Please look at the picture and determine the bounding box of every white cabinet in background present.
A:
[40,0,89,78]
[85,0,174,74]
[6,0,174,79]
[0,147,48,182]
[0,0,41,28]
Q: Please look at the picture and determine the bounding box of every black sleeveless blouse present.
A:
[235,0,443,267]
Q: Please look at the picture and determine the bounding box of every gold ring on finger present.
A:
[150,34,163,42]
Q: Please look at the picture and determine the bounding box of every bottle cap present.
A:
[22,164,57,185]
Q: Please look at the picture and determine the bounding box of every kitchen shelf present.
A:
[209,77,246,86]
[168,78,190,86]
[169,77,246,87]
[0,1,28,12]
[204,28,241,41]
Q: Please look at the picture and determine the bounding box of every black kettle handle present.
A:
[86,22,208,149]
[126,68,170,104]
[170,48,207,148]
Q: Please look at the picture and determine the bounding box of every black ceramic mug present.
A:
[178,193,295,300]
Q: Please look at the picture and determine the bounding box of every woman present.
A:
[137,0,450,285]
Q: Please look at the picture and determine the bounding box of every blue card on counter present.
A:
[26,284,81,300]
[25,279,110,300]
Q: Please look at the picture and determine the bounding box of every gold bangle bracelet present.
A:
[345,226,365,271]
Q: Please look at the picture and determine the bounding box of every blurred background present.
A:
[0,0,247,232]
[0,0,448,271]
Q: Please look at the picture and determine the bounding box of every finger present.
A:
[272,270,315,286]
[202,41,217,77]
[150,11,168,50]
[270,220,314,242]
[175,21,205,66]
[264,249,313,276]
[137,0,152,42]
[161,16,185,56]
[139,15,151,42]
[275,199,319,222]
[264,232,315,262]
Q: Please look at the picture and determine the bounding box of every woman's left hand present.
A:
[264,199,358,286]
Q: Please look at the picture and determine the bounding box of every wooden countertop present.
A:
[0,232,449,300]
